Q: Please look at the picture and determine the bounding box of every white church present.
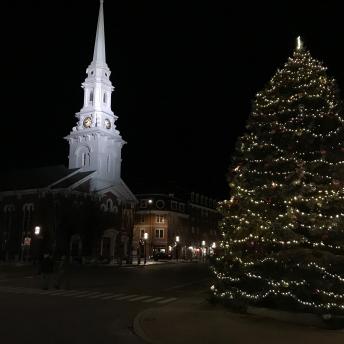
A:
[0,0,137,262]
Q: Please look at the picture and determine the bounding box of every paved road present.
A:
[0,262,211,343]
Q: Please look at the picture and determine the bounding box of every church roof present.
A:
[0,165,93,192]
[51,170,94,189]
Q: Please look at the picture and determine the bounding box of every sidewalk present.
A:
[134,300,344,344]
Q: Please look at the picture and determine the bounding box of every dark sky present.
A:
[2,0,344,199]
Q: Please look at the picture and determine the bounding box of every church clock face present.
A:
[105,119,111,129]
[83,116,92,128]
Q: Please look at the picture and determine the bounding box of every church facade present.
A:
[0,1,136,263]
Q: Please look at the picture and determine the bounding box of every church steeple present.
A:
[92,0,107,67]
[65,0,125,192]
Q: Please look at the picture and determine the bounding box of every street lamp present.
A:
[202,240,206,262]
[148,199,153,259]
[175,236,180,261]
[144,232,148,265]
[34,226,41,235]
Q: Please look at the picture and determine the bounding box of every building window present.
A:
[89,90,93,103]
[179,203,185,212]
[103,93,107,103]
[156,215,165,223]
[140,229,145,238]
[138,215,145,223]
[155,229,164,238]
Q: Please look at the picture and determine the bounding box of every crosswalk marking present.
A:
[75,291,100,298]
[0,286,178,305]
[88,293,112,299]
[128,295,151,302]
[114,294,139,300]
[100,293,124,300]
[157,297,178,304]
[143,297,165,303]
[47,290,69,296]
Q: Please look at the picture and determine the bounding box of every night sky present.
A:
[2,0,344,199]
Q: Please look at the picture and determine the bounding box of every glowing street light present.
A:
[34,226,41,235]
[211,242,216,249]
[143,232,148,265]
[176,236,180,243]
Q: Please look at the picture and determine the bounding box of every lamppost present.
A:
[33,226,42,267]
[144,232,148,265]
[34,226,41,236]
[148,199,153,258]
[201,240,206,262]
[176,235,180,261]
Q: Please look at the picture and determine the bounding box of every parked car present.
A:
[153,251,172,261]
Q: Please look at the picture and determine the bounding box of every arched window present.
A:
[77,146,90,168]
[103,93,107,104]
[107,199,113,211]
[89,90,94,103]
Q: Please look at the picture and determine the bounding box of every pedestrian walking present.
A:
[41,253,54,290]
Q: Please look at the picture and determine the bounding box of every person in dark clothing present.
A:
[40,253,54,290]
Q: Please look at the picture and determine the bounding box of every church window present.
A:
[107,155,110,173]
[107,199,113,211]
[79,148,90,167]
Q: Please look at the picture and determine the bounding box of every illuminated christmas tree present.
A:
[212,37,344,315]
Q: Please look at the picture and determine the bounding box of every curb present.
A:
[247,306,344,329]
[133,308,159,344]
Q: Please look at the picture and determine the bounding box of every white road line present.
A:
[128,296,151,302]
[143,297,165,303]
[114,294,139,300]
[47,290,70,296]
[88,293,113,299]
[165,278,209,291]
[157,297,178,304]
[75,291,100,298]
[100,293,124,300]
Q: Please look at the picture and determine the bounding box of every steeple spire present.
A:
[92,0,106,66]
[296,36,304,51]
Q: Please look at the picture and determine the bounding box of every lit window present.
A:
[156,215,165,223]
[155,229,164,238]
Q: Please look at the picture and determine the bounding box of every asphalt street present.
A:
[0,262,211,344]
